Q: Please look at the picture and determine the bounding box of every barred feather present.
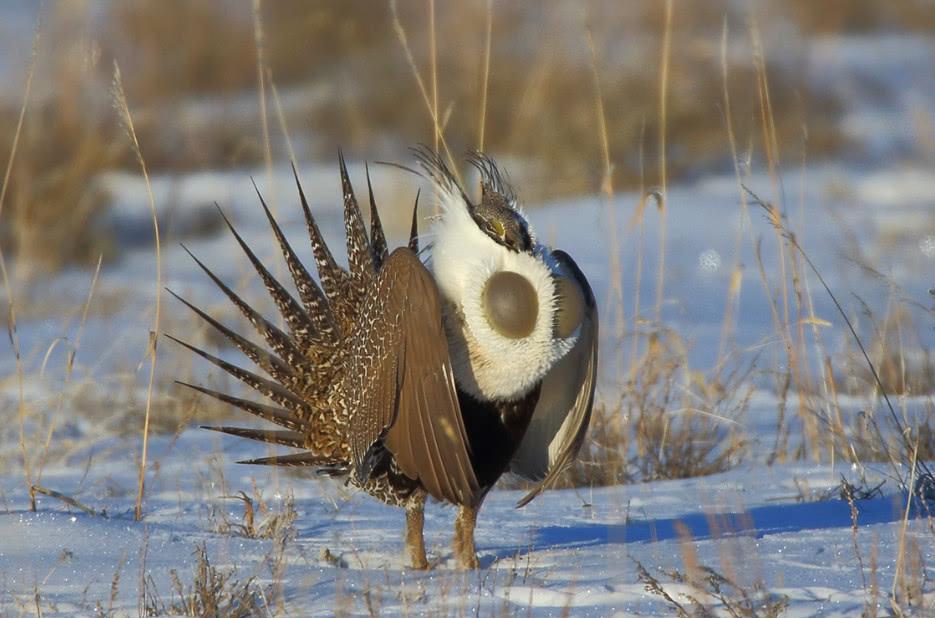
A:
[252,179,338,344]
[216,206,318,351]
[203,426,307,449]
[172,157,393,473]
[292,164,352,314]
[166,334,316,419]
[179,244,313,379]
[238,452,345,468]
[175,381,303,430]
[167,289,301,391]
[338,151,376,285]
[365,162,389,268]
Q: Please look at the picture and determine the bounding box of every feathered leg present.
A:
[405,493,429,570]
[453,505,480,569]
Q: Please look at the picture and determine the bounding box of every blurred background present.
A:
[1,0,934,272]
[1,0,934,442]
[3,5,935,610]
[0,0,932,511]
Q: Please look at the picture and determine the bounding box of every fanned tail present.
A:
[339,151,376,285]
[251,178,337,345]
[292,163,355,334]
[170,156,400,471]
[365,162,389,269]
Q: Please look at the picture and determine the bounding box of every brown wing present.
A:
[510,250,598,508]
[344,247,481,506]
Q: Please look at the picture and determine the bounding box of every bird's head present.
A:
[470,200,533,253]
[463,151,533,253]
[416,147,580,401]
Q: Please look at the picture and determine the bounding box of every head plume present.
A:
[413,146,532,253]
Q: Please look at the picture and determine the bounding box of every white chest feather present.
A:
[430,190,576,401]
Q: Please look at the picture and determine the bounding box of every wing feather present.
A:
[510,250,598,507]
[345,248,480,506]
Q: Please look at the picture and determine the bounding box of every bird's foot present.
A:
[409,554,430,570]
[459,552,480,570]
[454,504,480,570]
[405,495,429,570]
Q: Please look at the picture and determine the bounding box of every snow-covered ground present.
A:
[2,11,935,616]
[2,428,933,616]
[0,431,935,616]
[0,154,932,615]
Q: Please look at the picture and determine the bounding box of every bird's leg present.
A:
[405,494,429,570]
[454,504,480,569]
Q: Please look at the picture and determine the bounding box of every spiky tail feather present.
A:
[170,155,395,470]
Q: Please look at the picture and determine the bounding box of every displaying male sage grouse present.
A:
[169,148,598,569]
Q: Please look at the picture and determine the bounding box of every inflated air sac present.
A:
[553,275,584,338]
[482,271,538,339]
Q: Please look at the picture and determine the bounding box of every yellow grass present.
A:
[2,23,40,510]
[4,5,935,613]
[112,62,162,521]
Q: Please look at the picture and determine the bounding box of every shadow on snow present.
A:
[521,494,928,556]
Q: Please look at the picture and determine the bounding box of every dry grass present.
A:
[1,0,929,490]
[0,9,123,273]
[111,61,163,522]
[213,484,299,542]
[0,0,913,482]
[1,0,850,272]
[142,544,269,617]
[840,305,935,396]
[636,559,790,617]
[2,2,935,613]
[0,101,119,272]
[504,327,752,493]
[775,0,935,34]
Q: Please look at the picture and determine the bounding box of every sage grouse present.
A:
[169,148,598,569]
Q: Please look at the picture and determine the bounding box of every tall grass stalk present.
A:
[35,254,103,484]
[747,186,931,483]
[586,24,624,375]
[717,18,747,369]
[389,0,460,183]
[112,63,162,522]
[748,13,821,461]
[654,0,673,322]
[891,437,920,609]
[252,0,275,211]
[749,14,790,321]
[269,71,298,166]
[429,0,439,154]
[477,0,493,152]
[796,155,845,468]
[629,121,648,376]
[2,22,40,511]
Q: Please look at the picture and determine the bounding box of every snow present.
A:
[2,430,932,615]
[2,18,935,618]
[1,153,932,614]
